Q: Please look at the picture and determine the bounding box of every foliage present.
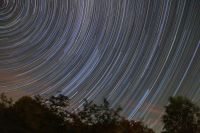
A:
[162,96,200,133]
[0,93,154,133]
[78,99,122,125]
[0,94,67,133]
[1,94,199,133]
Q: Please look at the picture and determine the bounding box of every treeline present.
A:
[0,93,199,133]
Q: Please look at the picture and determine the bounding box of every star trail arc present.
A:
[0,0,200,132]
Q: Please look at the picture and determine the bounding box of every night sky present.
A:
[0,0,200,132]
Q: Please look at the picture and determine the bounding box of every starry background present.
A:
[0,0,200,132]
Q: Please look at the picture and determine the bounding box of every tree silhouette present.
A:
[78,99,121,125]
[13,96,67,133]
[162,96,200,133]
[0,93,155,133]
[0,94,67,133]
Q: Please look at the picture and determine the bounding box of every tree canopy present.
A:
[1,93,199,133]
[162,96,200,133]
[0,93,154,133]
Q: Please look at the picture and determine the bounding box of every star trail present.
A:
[0,0,200,132]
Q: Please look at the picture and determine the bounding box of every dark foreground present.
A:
[0,93,199,133]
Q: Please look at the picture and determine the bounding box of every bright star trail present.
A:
[0,0,200,132]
